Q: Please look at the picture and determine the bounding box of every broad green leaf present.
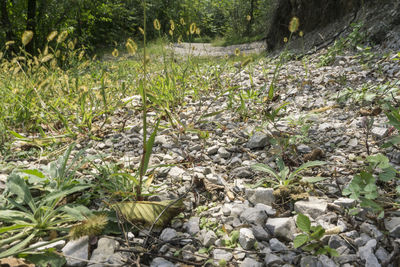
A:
[310,225,325,240]
[21,169,45,179]
[279,167,290,182]
[113,199,184,227]
[43,184,91,204]
[364,184,378,199]
[25,251,66,267]
[367,153,390,169]
[296,213,311,233]
[302,243,319,252]
[60,205,93,220]
[325,246,339,257]
[293,234,308,248]
[379,167,396,182]
[289,161,326,179]
[6,174,36,212]
[251,163,281,181]
[301,176,327,183]
[382,135,400,148]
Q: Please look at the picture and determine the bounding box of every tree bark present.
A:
[26,0,37,54]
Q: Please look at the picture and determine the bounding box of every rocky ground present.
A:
[2,43,400,266]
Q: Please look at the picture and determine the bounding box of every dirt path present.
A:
[169,41,267,57]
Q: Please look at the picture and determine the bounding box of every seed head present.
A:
[190,23,196,34]
[47,31,58,42]
[57,31,68,43]
[22,31,34,46]
[153,19,161,31]
[289,17,300,33]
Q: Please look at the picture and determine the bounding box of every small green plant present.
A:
[0,147,94,258]
[342,153,398,218]
[251,158,326,188]
[294,213,339,257]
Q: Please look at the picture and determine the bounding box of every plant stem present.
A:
[137,0,147,201]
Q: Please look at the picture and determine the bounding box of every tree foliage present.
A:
[0,0,272,53]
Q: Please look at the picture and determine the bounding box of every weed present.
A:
[251,157,326,188]
[294,213,339,257]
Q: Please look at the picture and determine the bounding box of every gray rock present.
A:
[213,248,233,261]
[264,252,284,266]
[88,238,119,267]
[233,167,254,178]
[239,228,256,250]
[254,203,276,216]
[354,233,373,247]
[248,132,269,149]
[294,197,328,219]
[231,203,247,217]
[222,204,232,216]
[168,166,186,180]
[371,127,388,139]
[358,239,380,267]
[62,236,89,267]
[184,217,200,235]
[300,256,319,267]
[269,238,288,252]
[297,144,311,153]
[333,197,356,208]
[240,257,263,267]
[252,225,271,241]
[266,217,296,241]
[246,188,275,206]
[218,147,231,159]
[348,138,358,148]
[328,235,346,249]
[203,230,217,247]
[360,222,383,241]
[318,254,338,267]
[375,247,389,263]
[150,257,175,267]
[337,254,358,265]
[160,228,177,242]
[384,217,400,237]
[240,207,268,225]
[207,145,219,155]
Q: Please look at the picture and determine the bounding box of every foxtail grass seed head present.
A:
[153,19,161,31]
[289,16,300,33]
[22,31,34,46]
[5,40,15,46]
[68,41,75,50]
[57,31,68,43]
[234,48,240,56]
[170,20,175,31]
[0,52,3,60]
[68,214,108,240]
[246,15,251,21]
[180,18,185,25]
[43,45,49,56]
[190,23,196,34]
[139,27,144,35]
[196,28,201,35]
[169,29,173,36]
[178,35,182,44]
[41,54,53,63]
[55,50,61,58]
[299,31,304,37]
[283,37,288,43]
[126,38,137,55]
[112,48,119,57]
[47,31,58,42]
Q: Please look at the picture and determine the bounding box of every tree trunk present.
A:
[26,0,37,54]
[0,0,14,41]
